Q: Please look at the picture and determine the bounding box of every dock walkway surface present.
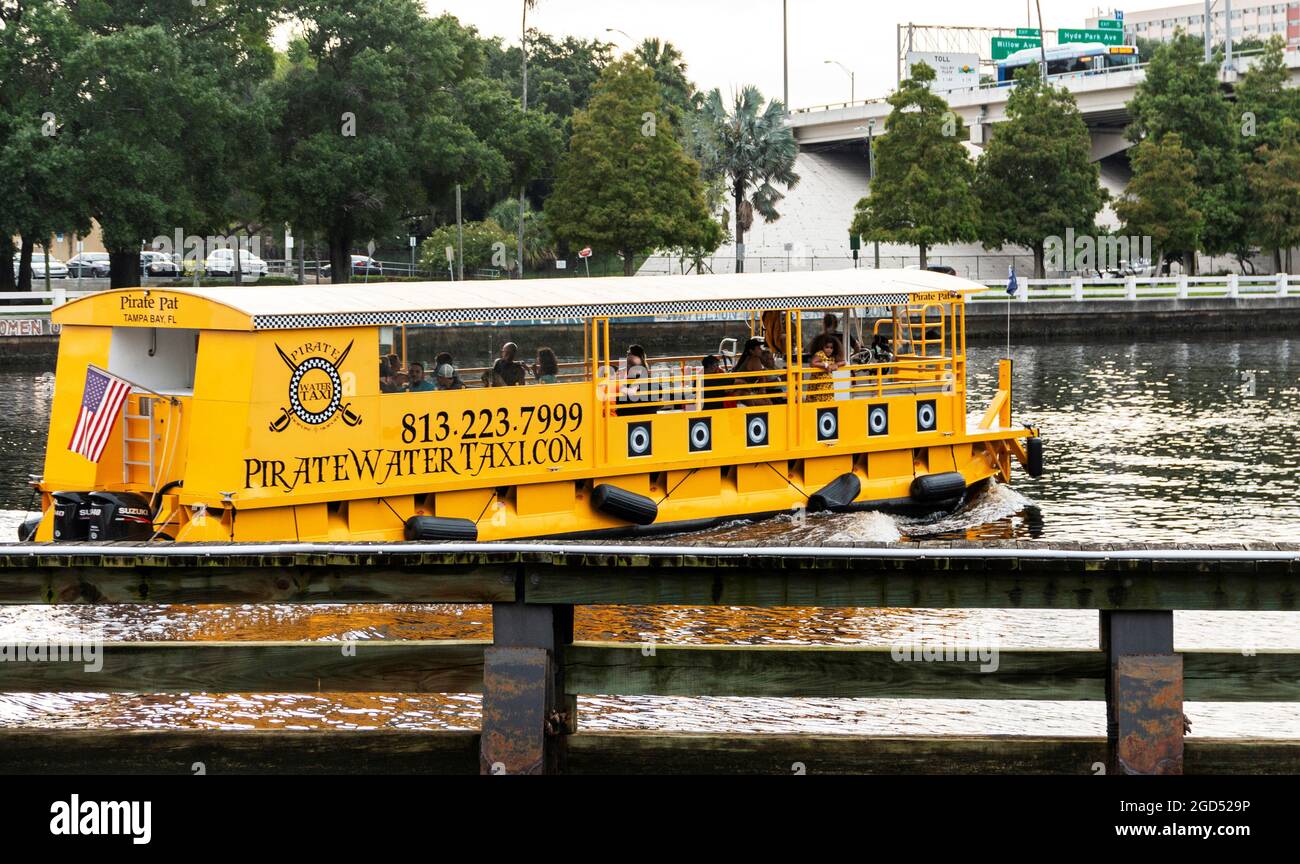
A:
[0,540,1297,774]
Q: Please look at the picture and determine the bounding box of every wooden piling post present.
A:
[479,593,574,775]
[1100,611,1183,775]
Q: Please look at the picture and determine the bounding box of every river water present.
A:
[1,336,1297,738]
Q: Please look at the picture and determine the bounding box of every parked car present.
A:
[203,248,269,278]
[66,252,112,278]
[140,251,180,277]
[11,253,68,279]
[322,255,384,278]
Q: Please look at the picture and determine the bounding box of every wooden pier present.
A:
[0,541,1296,774]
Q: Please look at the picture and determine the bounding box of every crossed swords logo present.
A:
[268,340,363,432]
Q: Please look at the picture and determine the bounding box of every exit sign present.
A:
[1058,27,1124,45]
[1016,27,1040,37]
[992,36,1041,60]
[1098,19,1123,30]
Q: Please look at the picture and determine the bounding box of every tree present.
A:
[260,1,496,283]
[1247,120,1300,273]
[545,57,720,275]
[850,62,978,269]
[1235,36,1298,271]
[455,76,563,275]
[489,198,554,269]
[0,0,90,292]
[635,38,698,130]
[1126,31,1243,270]
[1114,133,1203,272]
[419,219,512,275]
[975,65,1106,278]
[699,86,799,273]
[57,0,282,287]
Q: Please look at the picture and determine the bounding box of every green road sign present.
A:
[1016,27,1041,37]
[1098,19,1123,30]
[1058,27,1123,45]
[992,36,1041,60]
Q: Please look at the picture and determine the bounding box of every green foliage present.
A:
[850,62,978,266]
[1126,31,1243,260]
[1247,120,1300,266]
[485,31,614,133]
[1114,133,1203,265]
[488,198,554,268]
[544,57,720,276]
[698,85,799,270]
[975,65,1106,277]
[419,219,512,273]
[258,1,506,282]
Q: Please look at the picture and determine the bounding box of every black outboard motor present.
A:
[85,491,155,541]
[52,491,91,542]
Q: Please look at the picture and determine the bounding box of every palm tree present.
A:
[517,0,540,278]
[634,38,697,119]
[700,86,799,273]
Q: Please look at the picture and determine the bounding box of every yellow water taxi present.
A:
[24,269,1041,543]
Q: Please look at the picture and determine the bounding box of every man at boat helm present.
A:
[405,361,436,392]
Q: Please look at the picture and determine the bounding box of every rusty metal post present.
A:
[1100,611,1183,775]
[480,596,573,775]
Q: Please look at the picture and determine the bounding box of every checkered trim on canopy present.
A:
[250,293,915,330]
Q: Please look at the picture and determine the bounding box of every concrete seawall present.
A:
[964,296,1300,342]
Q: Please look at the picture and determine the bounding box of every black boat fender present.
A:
[1026,436,1044,478]
[404,515,478,542]
[17,514,41,542]
[591,483,658,526]
[910,471,967,503]
[807,473,862,512]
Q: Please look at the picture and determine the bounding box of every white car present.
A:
[203,248,269,278]
[11,253,68,279]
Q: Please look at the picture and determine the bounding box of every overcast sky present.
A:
[427,1,1131,108]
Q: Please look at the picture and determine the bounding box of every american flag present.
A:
[68,367,131,462]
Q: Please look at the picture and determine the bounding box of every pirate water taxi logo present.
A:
[269,339,362,432]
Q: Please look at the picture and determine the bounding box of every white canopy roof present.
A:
[108,268,985,330]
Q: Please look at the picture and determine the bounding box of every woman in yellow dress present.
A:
[805,333,842,402]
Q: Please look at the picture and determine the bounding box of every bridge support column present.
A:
[480,592,574,775]
[1099,611,1183,775]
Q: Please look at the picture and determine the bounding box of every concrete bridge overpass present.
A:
[788,49,1300,163]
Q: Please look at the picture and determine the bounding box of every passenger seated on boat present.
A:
[484,342,526,387]
[380,358,400,393]
[700,354,731,411]
[760,345,786,399]
[618,344,656,415]
[385,352,409,390]
[405,361,437,392]
[805,333,842,403]
[732,337,780,406]
[434,363,465,391]
[532,347,559,384]
[821,312,862,355]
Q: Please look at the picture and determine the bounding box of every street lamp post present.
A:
[783,0,789,109]
[824,60,855,104]
[854,120,880,269]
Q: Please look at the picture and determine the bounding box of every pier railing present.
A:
[974,273,1294,302]
[0,541,1296,775]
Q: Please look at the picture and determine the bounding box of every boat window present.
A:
[107,326,198,395]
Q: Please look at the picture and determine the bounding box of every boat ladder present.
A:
[122,396,158,486]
